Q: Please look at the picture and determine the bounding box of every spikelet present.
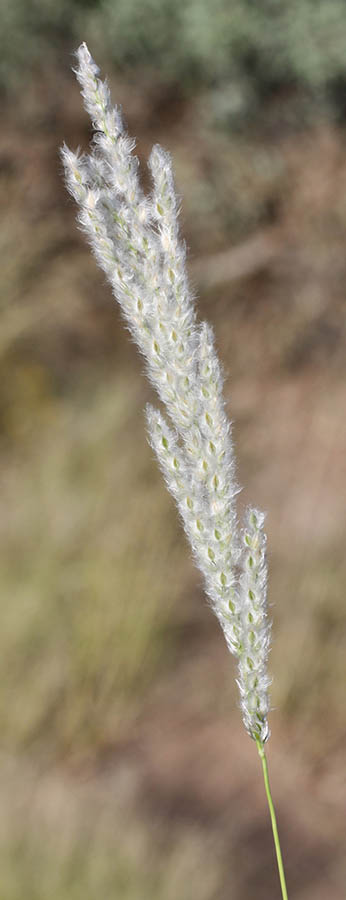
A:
[237,508,271,742]
[61,43,271,742]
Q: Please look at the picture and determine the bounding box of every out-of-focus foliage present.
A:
[0,799,222,900]
[3,0,346,122]
[0,360,186,757]
[1,1,346,893]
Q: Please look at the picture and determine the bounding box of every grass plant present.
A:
[62,43,288,896]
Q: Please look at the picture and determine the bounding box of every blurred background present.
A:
[1,1,346,897]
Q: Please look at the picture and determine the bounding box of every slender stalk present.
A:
[256,738,288,900]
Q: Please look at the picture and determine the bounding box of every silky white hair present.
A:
[61,42,271,743]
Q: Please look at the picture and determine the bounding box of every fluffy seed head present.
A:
[61,44,272,743]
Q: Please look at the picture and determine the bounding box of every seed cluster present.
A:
[62,43,271,743]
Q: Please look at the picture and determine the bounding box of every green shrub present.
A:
[3,0,346,122]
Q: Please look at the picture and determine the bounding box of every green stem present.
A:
[256,738,288,900]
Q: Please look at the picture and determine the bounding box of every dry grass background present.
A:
[0,56,346,898]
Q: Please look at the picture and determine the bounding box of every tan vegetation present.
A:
[0,53,345,897]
